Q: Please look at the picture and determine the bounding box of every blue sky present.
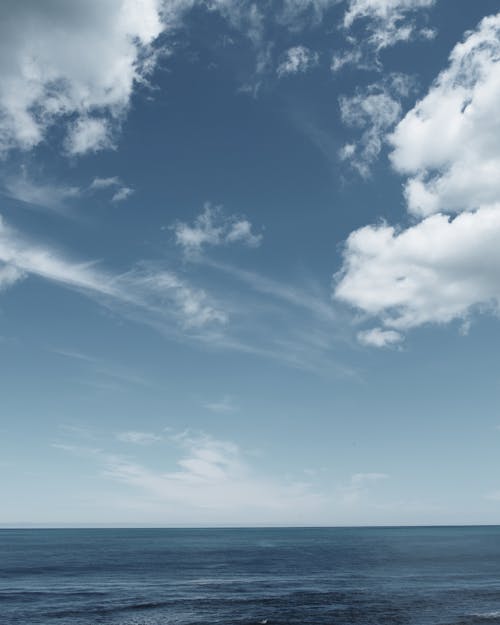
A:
[1,0,500,526]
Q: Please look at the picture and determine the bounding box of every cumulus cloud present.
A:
[339,73,415,177]
[335,206,500,330]
[390,13,500,217]
[0,0,170,156]
[277,45,319,77]
[335,14,500,342]
[172,203,262,254]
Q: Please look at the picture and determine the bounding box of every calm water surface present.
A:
[1,526,500,624]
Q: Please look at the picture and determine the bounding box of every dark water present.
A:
[1,527,500,625]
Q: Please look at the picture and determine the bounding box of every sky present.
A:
[1,0,500,527]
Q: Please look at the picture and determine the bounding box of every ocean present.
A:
[1,526,500,624]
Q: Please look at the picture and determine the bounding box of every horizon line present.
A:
[1,523,499,530]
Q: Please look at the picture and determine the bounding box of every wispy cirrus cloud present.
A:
[3,170,134,215]
[54,429,327,524]
[0,213,227,332]
[3,173,81,214]
[53,429,397,523]
[0,211,352,376]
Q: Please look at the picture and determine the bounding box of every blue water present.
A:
[1,527,500,624]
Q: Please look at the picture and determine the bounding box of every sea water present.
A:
[1,526,500,624]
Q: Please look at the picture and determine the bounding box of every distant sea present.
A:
[2,526,500,624]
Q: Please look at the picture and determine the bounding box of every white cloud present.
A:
[277,45,319,77]
[111,187,134,203]
[330,0,436,73]
[172,203,262,254]
[334,15,500,341]
[390,13,500,217]
[335,206,500,330]
[117,431,162,445]
[65,117,114,156]
[338,74,415,176]
[331,46,364,72]
[343,0,436,51]
[344,0,434,27]
[90,177,121,190]
[116,266,228,328]
[0,263,24,291]
[3,171,135,213]
[56,430,326,523]
[90,176,134,203]
[339,91,400,177]
[357,327,403,347]
[0,0,170,156]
